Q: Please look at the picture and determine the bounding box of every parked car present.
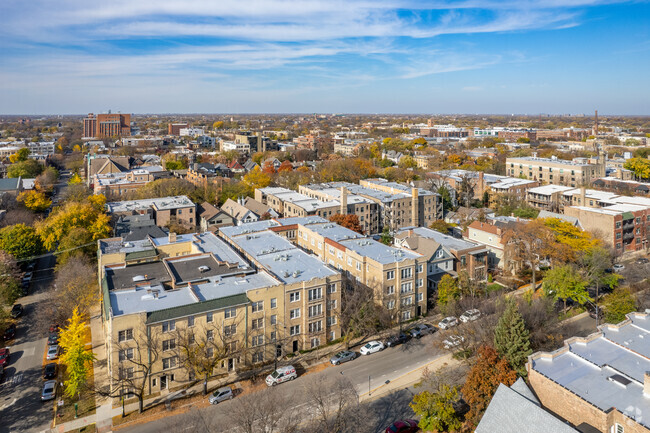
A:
[386,333,411,347]
[46,345,59,360]
[0,348,9,366]
[443,335,465,349]
[385,419,419,433]
[411,323,436,336]
[613,264,625,272]
[49,324,60,333]
[209,386,233,404]
[41,380,57,401]
[405,327,422,339]
[3,323,16,341]
[636,257,649,265]
[43,363,57,380]
[265,365,297,386]
[360,340,385,355]
[459,309,481,323]
[330,350,356,365]
[23,271,33,281]
[438,316,458,330]
[10,304,23,319]
[47,333,59,346]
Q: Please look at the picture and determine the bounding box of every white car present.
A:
[265,365,297,386]
[46,345,59,360]
[443,335,465,349]
[360,341,385,355]
[613,264,625,272]
[438,316,458,330]
[459,309,481,323]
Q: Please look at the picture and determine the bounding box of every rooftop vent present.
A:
[132,275,146,282]
[608,374,631,387]
[198,265,210,273]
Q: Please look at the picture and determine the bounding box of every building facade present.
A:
[84,113,131,139]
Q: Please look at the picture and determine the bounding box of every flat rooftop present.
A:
[508,156,594,166]
[339,238,420,264]
[193,232,250,267]
[274,216,328,226]
[399,226,480,252]
[527,185,575,195]
[301,222,364,242]
[105,261,171,291]
[107,195,194,213]
[165,255,248,285]
[530,312,650,429]
[219,220,282,237]
[99,238,155,255]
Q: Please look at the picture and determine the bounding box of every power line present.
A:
[13,241,97,263]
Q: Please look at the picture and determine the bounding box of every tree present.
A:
[277,160,293,173]
[430,219,452,234]
[544,218,600,261]
[398,155,417,169]
[0,252,22,306]
[624,157,650,179]
[379,225,393,245]
[503,220,555,290]
[7,159,44,178]
[9,147,30,163]
[36,194,111,253]
[302,375,362,433]
[241,167,272,191]
[59,308,95,399]
[68,173,83,185]
[212,121,224,130]
[35,167,59,192]
[0,223,44,259]
[602,287,637,324]
[437,274,460,310]
[437,185,454,213]
[458,174,475,208]
[329,214,363,234]
[543,265,590,312]
[579,247,617,301]
[338,275,388,348]
[410,384,462,433]
[17,190,51,212]
[494,299,532,377]
[461,345,517,426]
[227,386,301,433]
[52,256,98,323]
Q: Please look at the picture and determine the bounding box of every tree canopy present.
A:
[543,264,590,312]
[0,223,44,259]
[410,384,463,433]
[329,214,363,234]
[494,299,532,377]
[7,159,44,178]
[17,190,51,212]
[602,287,636,324]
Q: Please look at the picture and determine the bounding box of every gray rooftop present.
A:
[165,255,249,285]
[105,262,171,291]
[530,312,650,429]
[397,227,479,252]
[339,238,420,264]
[99,238,155,255]
[219,220,281,237]
[106,195,194,213]
[302,222,364,242]
[193,232,250,267]
[275,216,328,226]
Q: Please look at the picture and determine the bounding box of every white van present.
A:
[265,365,297,386]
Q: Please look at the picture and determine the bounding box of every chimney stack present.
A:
[478,172,485,196]
[340,187,348,215]
[169,232,177,243]
[411,188,419,227]
[593,110,599,136]
[580,187,586,206]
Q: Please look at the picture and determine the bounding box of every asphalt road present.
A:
[0,253,58,433]
[118,330,448,433]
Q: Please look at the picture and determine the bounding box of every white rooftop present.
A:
[339,238,420,264]
[107,195,194,213]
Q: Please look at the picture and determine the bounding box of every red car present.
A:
[385,419,419,433]
[0,348,9,367]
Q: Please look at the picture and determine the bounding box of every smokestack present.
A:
[411,188,419,227]
[593,110,599,136]
[340,187,348,215]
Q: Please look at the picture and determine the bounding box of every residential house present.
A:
[197,202,235,232]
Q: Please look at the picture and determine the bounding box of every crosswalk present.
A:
[0,372,23,386]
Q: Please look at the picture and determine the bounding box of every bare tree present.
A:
[52,256,98,323]
[338,275,389,348]
[98,324,160,413]
[302,375,364,433]
[227,387,301,433]
[503,220,555,290]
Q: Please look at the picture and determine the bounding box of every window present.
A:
[252,335,264,347]
[187,316,194,327]
[206,312,213,323]
[356,261,361,271]
[290,325,300,336]
[227,341,237,353]
[401,282,413,293]
[386,270,395,280]
[309,304,322,318]
[290,308,301,319]
[327,283,336,294]
[118,329,133,342]
[401,296,413,306]
[270,298,277,309]
[270,331,277,341]
[386,300,395,310]
[309,321,322,334]
[327,316,337,326]
[417,293,424,302]
[401,268,412,279]
[417,279,423,288]
[162,339,176,351]
[417,264,423,273]
[118,348,134,362]
[268,314,277,325]
[224,307,237,319]
[311,238,315,246]
[251,318,264,330]
[119,367,134,379]
[616,221,622,229]
[162,320,175,333]
[308,287,323,301]
[224,324,236,337]
[402,311,411,321]
[189,332,195,344]
[251,301,264,313]
[616,232,622,240]
[310,338,320,348]
[289,291,300,302]
[162,357,178,370]
[328,300,337,309]
[252,351,264,363]
[207,330,214,341]
[386,285,395,295]
[614,424,624,433]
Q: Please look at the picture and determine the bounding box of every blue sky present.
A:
[1,0,649,114]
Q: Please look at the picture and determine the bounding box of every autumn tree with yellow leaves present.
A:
[17,190,51,212]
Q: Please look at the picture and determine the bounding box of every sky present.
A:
[1,0,649,115]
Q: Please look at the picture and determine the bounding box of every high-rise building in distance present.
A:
[83,112,131,139]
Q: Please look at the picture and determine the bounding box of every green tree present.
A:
[410,384,462,433]
[494,299,532,377]
[7,159,44,178]
[437,274,460,309]
[0,224,44,259]
[0,252,22,306]
[379,226,392,245]
[9,147,30,163]
[543,265,590,312]
[602,288,636,324]
[430,219,452,234]
[437,186,453,212]
[59,308,95,399]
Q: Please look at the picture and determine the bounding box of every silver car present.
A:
[209,386,233,404]
[459,309,481,323]
[443,335,465,349]
[46,345,59,360]
[438,316,458,330]
[41,380,57,401]
[330,350,356,365]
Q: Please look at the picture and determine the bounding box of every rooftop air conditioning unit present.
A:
[198,265,210,273]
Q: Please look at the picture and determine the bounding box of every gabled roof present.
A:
[222,199,258,221]
[243,197,275,216]
[0,177,21,191]
[197,202,231,223]
[228,160,244,170]
[476,380,578,433]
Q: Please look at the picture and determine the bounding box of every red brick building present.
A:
[83,113,131,138]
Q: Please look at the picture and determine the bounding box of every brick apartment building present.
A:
[528,311,650,433]
[168,123,188,136]
[83,112,131,139]
[506,154,606,187]
[106,196,197,230]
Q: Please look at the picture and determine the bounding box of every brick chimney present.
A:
[478,172,485,195]
[340,186,348,215]
[169,232,177,243]
[411,188,419,227]
[580,187,586,206]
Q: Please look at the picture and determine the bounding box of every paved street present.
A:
[0,253,58,433]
